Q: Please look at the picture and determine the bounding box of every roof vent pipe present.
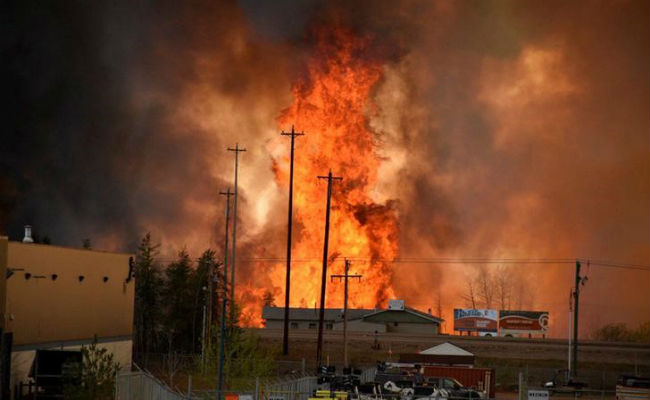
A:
[23,225,34,243]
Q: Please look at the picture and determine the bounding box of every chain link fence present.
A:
[494,364,650,392]
[189,374,317,400]
[115,364,190,400]
[262,375,318,400]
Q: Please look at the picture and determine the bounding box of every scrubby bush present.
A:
[592,321,649,343]
[63,339,120,400]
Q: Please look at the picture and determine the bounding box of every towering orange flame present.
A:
[240,25,399,326]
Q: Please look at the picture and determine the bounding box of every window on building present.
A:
[290,322,298,329]
[309,323,316,329]
[326,323,333,330]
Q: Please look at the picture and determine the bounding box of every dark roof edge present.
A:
[361,307,444,323]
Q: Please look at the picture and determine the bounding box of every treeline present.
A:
[592,321,650,343]
[462,265,531,310]
[133,233,225,361]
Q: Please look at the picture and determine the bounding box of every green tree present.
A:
[203,302,276,389]
[134,233,162,363]
[63,339,120,400]
[226,327,277,388]
[162,249,194,353]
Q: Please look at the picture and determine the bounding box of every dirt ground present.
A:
[254,328,650,390]
[256,328,649,365]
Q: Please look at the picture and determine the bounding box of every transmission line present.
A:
[236,257,649,271]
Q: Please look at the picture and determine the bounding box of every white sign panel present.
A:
[528,390,549,400]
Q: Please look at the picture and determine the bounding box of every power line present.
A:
[234,257,649,271]
[581,260,650,270]
[149,257,649,271]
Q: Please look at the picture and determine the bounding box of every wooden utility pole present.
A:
[227,144,246,325]
[217,188,234,400]
[331,258,362,368]
[567,290,573,380]
[572,260,586,381]
[281,125,304,356]
[316,170,342,367]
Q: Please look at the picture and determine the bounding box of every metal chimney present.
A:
[23,225,34,243]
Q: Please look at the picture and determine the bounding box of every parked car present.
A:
[425,376,485,399]
[543,369,587,395]
[616,375,649,400]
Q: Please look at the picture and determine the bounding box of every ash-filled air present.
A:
[1,0,648,337]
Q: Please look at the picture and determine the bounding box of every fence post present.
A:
[255,377,260,400]
[518,372,524,400]
[188,375,192,399]
[114,369,119,400]
[525,364,529,389]
[126,370,131,400]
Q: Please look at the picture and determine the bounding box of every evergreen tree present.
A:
[134,233,162,363]
[162,249,194,353]
[205,302,276,389]
[63,338,120,400]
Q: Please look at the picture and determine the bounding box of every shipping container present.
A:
[423,366,496,398]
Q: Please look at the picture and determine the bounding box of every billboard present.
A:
[499,310,549,335]
[453,309,498,332]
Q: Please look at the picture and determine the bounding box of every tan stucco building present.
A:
[0,235,134,394]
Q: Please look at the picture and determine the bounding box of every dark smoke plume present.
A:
[1,1,647,336]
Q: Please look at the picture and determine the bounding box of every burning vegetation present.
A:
[256,25,400,324]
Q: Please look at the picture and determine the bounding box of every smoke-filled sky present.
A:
[2,1,648,337]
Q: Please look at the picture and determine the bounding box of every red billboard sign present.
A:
[499,310,549,334]
[454,309,498,332]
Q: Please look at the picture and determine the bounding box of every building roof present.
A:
[360,307,444,324]
[419,342,473,356]
[262,306,374,322]
[7,239,132,256]
[262,304,444,325]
